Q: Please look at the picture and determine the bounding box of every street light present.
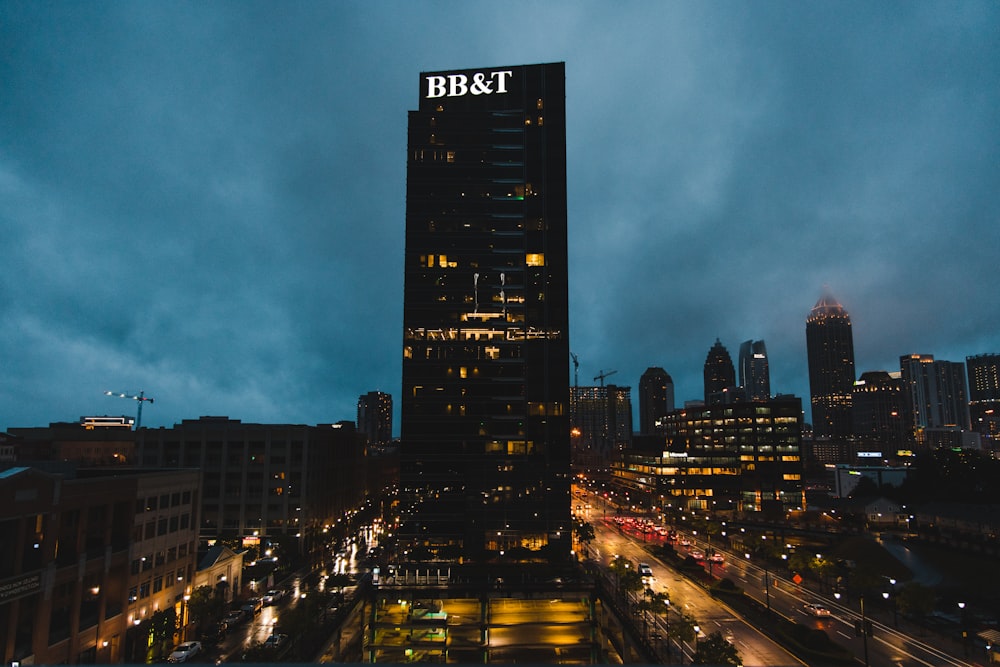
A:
[958,602,968,656]
[835,590,870,667]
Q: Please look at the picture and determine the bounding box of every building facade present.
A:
[899,355,971,442]
[966,353,999,452]
[851,371,909,451]
[704,339,736,404]
[0,466,199,666]
[400,63,571,558]
[738,339,771,401]
[570,385,632,469]
[613,396,805,515]
[806,291,856,438]
[357,391,393,449]
[638,367,674,435]
[136,417,365,552]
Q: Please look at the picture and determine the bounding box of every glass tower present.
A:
[400,63,570,558]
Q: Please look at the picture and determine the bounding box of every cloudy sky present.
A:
[2,2,998,433]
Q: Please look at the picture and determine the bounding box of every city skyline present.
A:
[2,3,999,433]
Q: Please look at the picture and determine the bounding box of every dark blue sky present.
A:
[2,2,998,433]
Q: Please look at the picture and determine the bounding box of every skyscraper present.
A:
[704,338,736,403]
[357,390,393,449]
[967,353,1000,450]
[806,290,856,438]
[899,354,971,435]
[400,63,570,558]
[638,366,674,434]
[852,370,908,449]
[738,339,771,401]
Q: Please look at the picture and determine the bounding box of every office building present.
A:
[806,290,856,438]
[613,396,805,514]
[967,353,1000,451]
[400,63,571,558]
[570,384,633,469]
[136,417,365,551]
[638,367,674,434]
[358,391,393,449]
[704,338,736,404]
[852,371,909,451]
[0,466,199,666]
[899,355,971,441]
[738,340,771,401]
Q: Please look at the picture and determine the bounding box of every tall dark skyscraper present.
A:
[704,338,736,403]
[852,370,908,449]
[357,390,393,448]
[638,366,674,434]
[806,291,856,438]
[400,63,570,558]
[738,339,771,401]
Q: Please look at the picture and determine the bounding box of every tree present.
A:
[575,520,595,548]
[692,631,741,665]
[187,585,225,636]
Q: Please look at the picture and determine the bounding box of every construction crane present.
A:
[594,369,617,387]
[570,352,579,388]
[105,390,154,430]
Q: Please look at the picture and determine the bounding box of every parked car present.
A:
[224,609,247,625]
[241,598,263,615]
[167,641,202,663]
[804,603,832,617]
[264,633,288,649]
[262,589,284,606]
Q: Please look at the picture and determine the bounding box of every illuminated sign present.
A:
[857,452,882,458]
[426,70,513,99]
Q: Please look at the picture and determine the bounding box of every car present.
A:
[689,550,705,560]
[262,589,284,605]
[241,597,263,615]
[167,641,202,663]
[224,609,247,625]
[638,563,654,579]
[679,537,692,547]
[804,603,832,617]
[263,633,289,649]
[708,553,725,563]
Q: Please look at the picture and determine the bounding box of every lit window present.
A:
[536,98,544,110]
[446,151,455,162]
[526,253,544,266]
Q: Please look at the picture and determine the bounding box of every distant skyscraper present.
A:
[899,354,971,435]
[639,367,674,434]
[570,384,632,464]
[738,340,771,401]
[967,353,1000,449]
[399,63,570,557]
[357,391,393,448]
[806,290,856,438]
[704,338,736,403]
[852,371,908,449]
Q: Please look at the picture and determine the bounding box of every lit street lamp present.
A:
[836,590,870,667]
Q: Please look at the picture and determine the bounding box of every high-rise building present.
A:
[704,338,736,403]
[638,367,674,434]
[851,370,908,450]
[613,395,805,514]
[967,353,1000,450]
[899,355,971,437]
[569,385,633,467]
[806,290,856,438]
[738,339,771,401]
[400,63,570,558]
[357,391,393,449]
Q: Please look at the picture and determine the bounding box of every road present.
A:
[591,516,803,666]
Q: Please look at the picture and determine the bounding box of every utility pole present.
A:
[105,390,154,430]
